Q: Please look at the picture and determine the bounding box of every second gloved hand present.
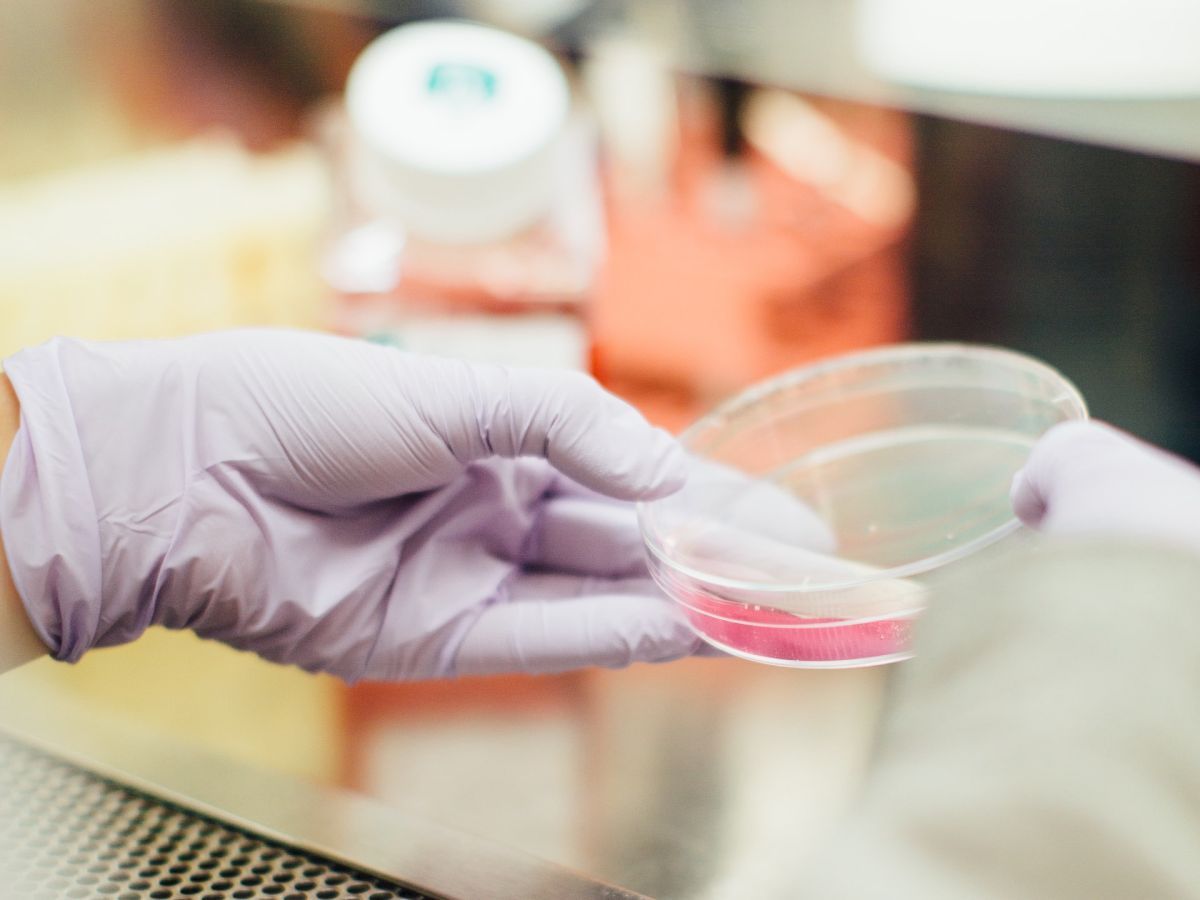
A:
[1011,420,1200,551]
[0,330,703,681]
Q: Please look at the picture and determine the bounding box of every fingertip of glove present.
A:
[1009,466,1044,526]
[570,420,687,502]
[635,429,688,499]
[1013,420,1115,526]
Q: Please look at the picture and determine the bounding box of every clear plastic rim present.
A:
[689,631,914,669]
[639,342,1088,593]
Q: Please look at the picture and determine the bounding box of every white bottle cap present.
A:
[346,19,570,243]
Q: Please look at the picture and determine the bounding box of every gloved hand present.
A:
[1011,419,1200,551]
[0,330,703,682]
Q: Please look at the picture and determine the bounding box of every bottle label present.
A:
[426,63,498,106]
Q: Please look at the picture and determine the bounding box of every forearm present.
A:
[801,541,1200,898]
[0,371,48,674]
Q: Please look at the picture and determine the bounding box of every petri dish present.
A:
[638,343,1087,668]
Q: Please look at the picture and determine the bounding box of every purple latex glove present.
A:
[0,330,704,682]
[1011,420,1200,551]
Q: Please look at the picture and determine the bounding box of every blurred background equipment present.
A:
[856,0,1200,96]
[0,1,1198,898]
[322,18,599,370]
[0,139,328,352]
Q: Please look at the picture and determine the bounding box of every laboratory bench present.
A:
[0,658,886,899]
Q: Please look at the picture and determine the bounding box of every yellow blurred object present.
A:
[0,138,330,352]
[2,635,343,781]
[0,137,342,781]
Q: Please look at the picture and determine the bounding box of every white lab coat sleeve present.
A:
[799,539,1200,899]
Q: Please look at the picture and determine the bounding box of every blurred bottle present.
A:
[319,19,601,370]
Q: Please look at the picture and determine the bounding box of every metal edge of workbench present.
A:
[0,698,650,900]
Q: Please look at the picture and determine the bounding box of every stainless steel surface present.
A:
[0,732,428,899]
[0,658,886,900]
[347,660,888,899]
[0,706,649,900]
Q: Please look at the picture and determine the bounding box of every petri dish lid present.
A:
[640,343,1087,594]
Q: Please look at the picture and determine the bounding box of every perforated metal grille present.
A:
[0,734,437,899]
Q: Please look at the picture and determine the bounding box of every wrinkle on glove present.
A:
[0,331,702,681]
[0,352,103,662]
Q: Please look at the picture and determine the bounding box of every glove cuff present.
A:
[0,341,106,662]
